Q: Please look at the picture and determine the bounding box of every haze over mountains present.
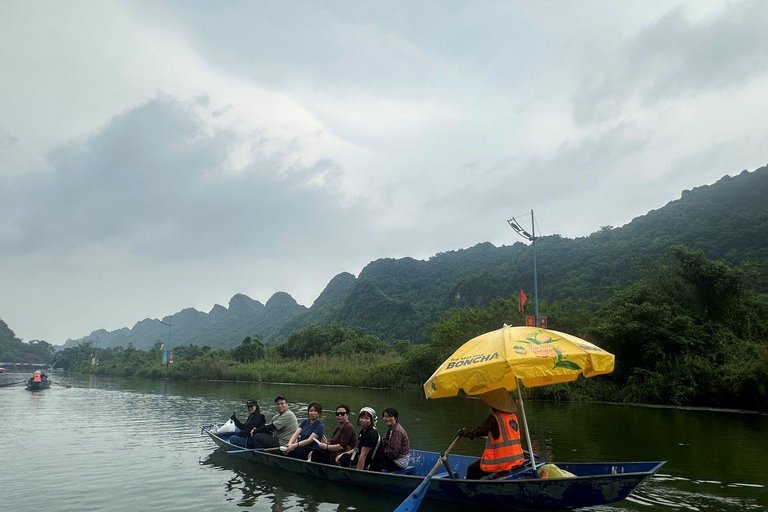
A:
[40,164,768,351]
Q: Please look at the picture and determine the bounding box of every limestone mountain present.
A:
[60,165,767,350]
[62,292,307,350]
[288,165,768,342]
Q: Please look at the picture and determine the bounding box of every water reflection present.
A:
[628,477,767,512]
[199,449,480,512]
[201,450,371,511]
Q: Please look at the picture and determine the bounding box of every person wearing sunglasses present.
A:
[310,404,356,465]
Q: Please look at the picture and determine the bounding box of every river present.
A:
[1,371,766,511]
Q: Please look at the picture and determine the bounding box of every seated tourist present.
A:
[250,395,298,449]
[228,398,267,449]
[338,406,384,471]
[284,402,325,460]
[311,404,357,465]
[380,407,410,471]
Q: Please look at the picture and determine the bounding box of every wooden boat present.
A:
[203,425,665,511]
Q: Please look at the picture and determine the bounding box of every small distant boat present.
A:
[203,425,665,511]
[25,371,51,391]
[25,380,51,391]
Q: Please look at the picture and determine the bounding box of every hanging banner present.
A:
[162,350,169,365]
[169,350,174,365]
[539,316,548,329]
[525,315,536,327]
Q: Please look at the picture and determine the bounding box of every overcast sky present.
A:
[1,1,767,345]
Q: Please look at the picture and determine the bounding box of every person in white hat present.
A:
[338,406,385,470]
[457,388,525,479]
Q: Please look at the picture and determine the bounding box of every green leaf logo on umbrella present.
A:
[552,346,582,371]
[523,331,559,345]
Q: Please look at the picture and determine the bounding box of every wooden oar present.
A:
[0,381,26,388]
[51,381,72,388]
[227,446,283,454]
[393,435,461,512]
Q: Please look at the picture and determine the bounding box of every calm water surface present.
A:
[1,371,766,511]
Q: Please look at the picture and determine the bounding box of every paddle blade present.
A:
[0,381,25,388]
[394,474,432,512]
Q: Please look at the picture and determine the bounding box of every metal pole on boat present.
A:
[516,378,537,473]
[531,210,539,324]
[507,211,539,322]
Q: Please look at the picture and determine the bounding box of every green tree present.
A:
[590,247,768,408]
[231,336,265,363]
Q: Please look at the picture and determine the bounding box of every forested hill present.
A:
[287,165,768,342]
[62,165,768,349]
[0,318,54,363]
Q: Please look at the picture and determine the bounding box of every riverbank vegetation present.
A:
[54,247,767,411]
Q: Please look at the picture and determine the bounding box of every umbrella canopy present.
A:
[424,325,614,399]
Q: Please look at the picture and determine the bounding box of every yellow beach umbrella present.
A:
[424,325,614,399]
[423,324,615,472]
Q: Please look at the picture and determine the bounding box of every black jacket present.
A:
[233,411,266,436]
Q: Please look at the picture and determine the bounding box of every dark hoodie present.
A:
[232,411,266,436]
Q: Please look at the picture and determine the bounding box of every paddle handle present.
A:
[227,445,283,454]
[425,435,461,479]
[393,435,462,512]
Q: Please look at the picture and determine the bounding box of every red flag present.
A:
[519,289,527,313]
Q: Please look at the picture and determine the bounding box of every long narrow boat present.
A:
[25,378,51,391]
[203,425,665,511]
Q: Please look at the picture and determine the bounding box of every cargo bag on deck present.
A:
[537,464,576,479]
[213,419,237,434]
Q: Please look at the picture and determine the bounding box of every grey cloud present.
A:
[574,1,768,124]
[0,95,378,261]
[398,121,655,248]
[129,1,567,100]
[422,122,652,212]
[0,133,19,151]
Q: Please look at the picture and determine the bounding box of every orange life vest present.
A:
[33,373,42,382]
[480,411,525,472]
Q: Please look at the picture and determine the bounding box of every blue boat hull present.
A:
[204,426,665,511]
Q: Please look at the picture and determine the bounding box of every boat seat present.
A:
[481,471,511,480]
[387,466,415,475]
[433,470,450,479]
[502,468,537,480]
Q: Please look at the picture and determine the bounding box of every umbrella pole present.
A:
[516,379,537,473]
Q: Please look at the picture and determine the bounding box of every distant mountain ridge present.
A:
[61,293,308,350]
[61,165,768,350]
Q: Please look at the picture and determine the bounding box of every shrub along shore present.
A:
[55,248,768,411]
